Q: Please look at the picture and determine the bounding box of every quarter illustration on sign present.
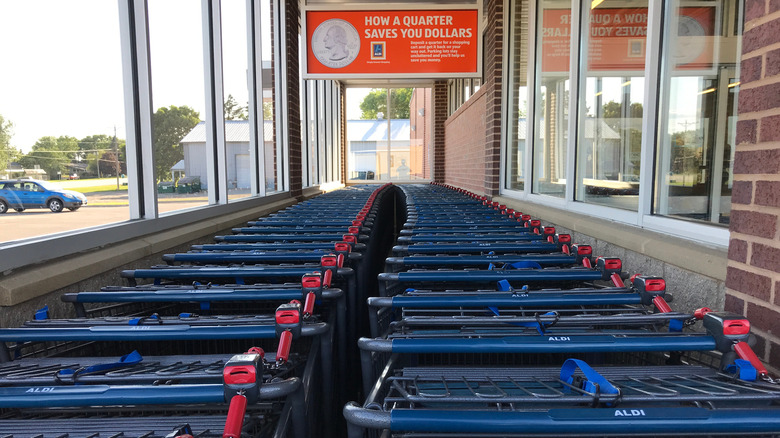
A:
[311,19,360,69]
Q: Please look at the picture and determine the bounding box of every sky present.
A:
[0,0,271,153]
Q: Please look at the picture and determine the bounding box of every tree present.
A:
[152,105,200,181]
[79,134,113,177]
[0,115,21,172]
[224,94,248,120]
[19,136,79,178]
[359,88,413,119]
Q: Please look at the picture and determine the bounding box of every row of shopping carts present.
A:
[0,184,398,437]
[344,183,780,437]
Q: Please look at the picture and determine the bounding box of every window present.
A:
[575,0,648,210]
[503,0,740,244]
[504,0,530,191]
[654,0,742,225]
[532,0,571,198]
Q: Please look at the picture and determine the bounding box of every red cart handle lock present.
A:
[223,349,263,404]
[275,301,302,338]
[596,257,622,280]
[632,276,667,305]
[301,272,323,301]
[342,234,357,244]
[571,245,592,266]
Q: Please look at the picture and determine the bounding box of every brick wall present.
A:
[483,0,504,196]
[285,0,302,198]
[433,81,448,182]
[444,87,487,193]
[726,0,780,371]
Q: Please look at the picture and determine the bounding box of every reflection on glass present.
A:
[347,88,431,181]
[533,1,570,198]
[505,0,529,191]
[0,1,127,242]
[222,0,251,202]
[575,0,648,211]
[655,0,741,225]
[148,0,208,212]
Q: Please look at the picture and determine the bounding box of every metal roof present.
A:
[181,120,273,143]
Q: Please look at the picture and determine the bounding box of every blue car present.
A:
[0,179,88,213]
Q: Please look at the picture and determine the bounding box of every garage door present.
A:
[236,154,250,189]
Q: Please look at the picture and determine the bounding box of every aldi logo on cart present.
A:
[548,336,570,341]
[26,387,54,393]
[615,409,646,417]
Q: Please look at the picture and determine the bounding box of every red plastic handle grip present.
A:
[610,273,625,288]
[223,394,247,438]
[582,258,592,268]
[303,292,316,317]
[276,330,292,364]
[734,341,768,376]
[323,269,333,288]
[652,296,672,313]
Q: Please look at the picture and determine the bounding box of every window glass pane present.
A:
[655,0,741,225]
[576,1,647,210]
[261,0,278,193]
[533,0,570,198]
[505,0,530,191]
[0,1,126,242]
[148,0,208,212]
[222,0,251,201]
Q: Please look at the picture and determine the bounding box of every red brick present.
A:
[725,292,746,313]
[741,55,763,84]
[768,48,780,77]
[755,181,780,208]
[736,119,757,145]
[731,180,753,205]
[745,0,766,22]
[729,209,777,238]
[747,302,780,334]
[742,17,780,53]
[726,266,772,300]
[739,82,780,113]
[776,282,780,306]
[751,242,780,271]
[733,149,780,174]
[772,0,780,13]
[760,115,780,142]
[728,238,749,263]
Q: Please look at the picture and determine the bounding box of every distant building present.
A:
[180,120,274,190]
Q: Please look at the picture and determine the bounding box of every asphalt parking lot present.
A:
[0,192,210,244]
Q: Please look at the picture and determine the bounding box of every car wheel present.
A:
[0,200,7,214]
[14,208,24,212]
[48,198,64,213]
[67,206,80,212]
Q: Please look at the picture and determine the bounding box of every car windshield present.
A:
[36,181,61,191]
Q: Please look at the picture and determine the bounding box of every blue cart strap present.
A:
[669,318,684,332]
[497,280,513,292]
[725,359,758,381]
[487,308,557,334]
[56,350,143,382]
[129,313,160,325]
[34,306,49,321]
[560,358,619,395]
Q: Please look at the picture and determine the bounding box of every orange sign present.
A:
[541,7,715,72]
[305,9,480,78]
